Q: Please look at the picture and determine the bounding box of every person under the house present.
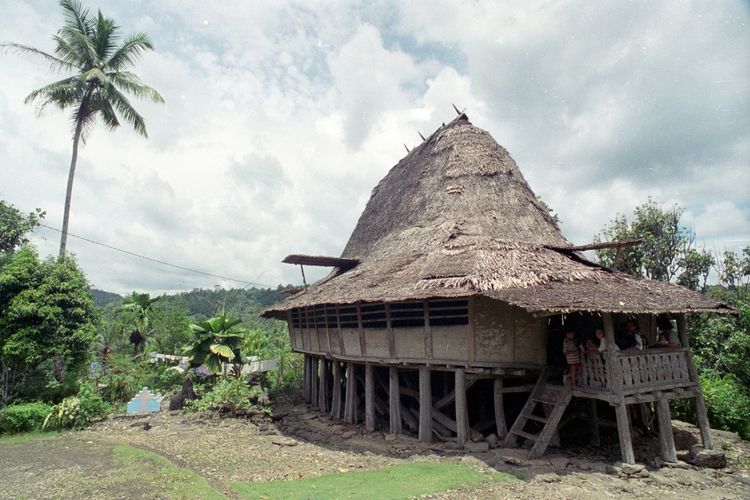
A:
[562,327,581,387]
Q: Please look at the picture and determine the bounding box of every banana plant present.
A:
[184,315,245,375]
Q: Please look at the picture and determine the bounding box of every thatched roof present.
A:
[263,114,731,317]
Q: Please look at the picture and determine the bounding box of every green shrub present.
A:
[44,383,110,430]
[0,402,53,434]
[152,365,185,394]
[671,371,750,440]
[191,378,251,413]
[94,355,150,403]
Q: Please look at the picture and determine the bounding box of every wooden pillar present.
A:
[677,315,713,449]
[389,366,402,434]
[365,364,375,432]
[493,377,508,439]
[310,357,319,406]
[605,313,635,464]
[344,362,356,424]
[418,366,432,442]
[588,399,600,447]
[303,355,311,403]
[455,368,468,445]
[318,358,328,412]
[656,398,677,462]
[331,361,342,419]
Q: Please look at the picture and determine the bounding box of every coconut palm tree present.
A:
[2,0,163,258]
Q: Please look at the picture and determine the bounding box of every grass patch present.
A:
[232,462,516,499]
[110,445,225,499]
[0,430,66,445]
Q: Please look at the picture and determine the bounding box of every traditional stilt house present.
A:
[262,113,733,464]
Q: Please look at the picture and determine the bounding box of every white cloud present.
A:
[0,0,748,295]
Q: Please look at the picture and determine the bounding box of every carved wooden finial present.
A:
[404,144,410,153]
[418,131,426,141]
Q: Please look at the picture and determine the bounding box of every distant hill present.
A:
[91,289,123,307]
[91,286,291,321]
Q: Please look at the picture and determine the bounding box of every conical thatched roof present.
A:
[264,115,731,317]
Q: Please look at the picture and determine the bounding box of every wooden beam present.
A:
[310,357,319,406]
[303,355,310,403]
[614,403,635,464]
[365,364,375,431]
[344,362,357,424]
[588,399,600,447]
[385,304,396,358]
[357,304,367,357]
[493,377,508,439]
[678,315,714,449]
[424,301,433,359]
[419,366,432,442]
[467,297,476,363]
[389,367,402,434]
[331,361,342,419]
[434,379,477,411]
[656,398,677,462]
[318,358,328,412]
[455,368,468,444]
[336,304,346,355]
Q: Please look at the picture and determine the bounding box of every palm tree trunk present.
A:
[58,119,84,259]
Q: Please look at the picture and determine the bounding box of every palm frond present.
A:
[93,10,119,61]
[59,25,99,66]
[24,76,82,110]
[110,71,164,103]
[0,42,77,72]
[90,96,119,131]
[60,0,92,37]
[51,34,86,68]
[106,33,154,71]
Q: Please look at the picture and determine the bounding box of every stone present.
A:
[272,437,298,447]
[536,473,561,483]
[384,433,398,441]
[486,433,499,448]
[689,445,727,469]
[605,465,623,476]
[341,431,357,439]
[465,441,490,453]
[619,462,646,475]
[501,456,524,466]
[635,469,650,478]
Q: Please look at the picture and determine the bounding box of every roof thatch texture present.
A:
[263,115,731,317]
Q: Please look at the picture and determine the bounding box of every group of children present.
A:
[561,318,678,387]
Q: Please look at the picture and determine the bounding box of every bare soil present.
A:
[2,398,749,499]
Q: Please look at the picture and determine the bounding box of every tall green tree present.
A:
[3,0,163,258]
[185,315,246,375]
[120,292,159,355]
[0,247,96,406]
[0,201,45,256]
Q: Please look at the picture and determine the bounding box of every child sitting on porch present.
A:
[562,328,581,387]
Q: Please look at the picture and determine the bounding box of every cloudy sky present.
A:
[1,0,748,294]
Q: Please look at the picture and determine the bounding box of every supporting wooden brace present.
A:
[389,366,402,434]
[677,315,714,449]
[303,355,311,404]
[365,364,375,432]
[588,399,600,447]
[455,368,468,444]
[656,398,677,462]
[331,361,342,419]
[318,358,328,412]
[344,362,357,424]
[614,403,636,464]
[419,366,432,442]
[311,357,319,406]
[493,377,508,439]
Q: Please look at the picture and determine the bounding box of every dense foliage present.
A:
[0,402,53,434]
[597,200,750,437]
[186,315,246,374]
[0,201,45,254]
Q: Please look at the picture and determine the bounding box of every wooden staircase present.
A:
[502,368,573,458]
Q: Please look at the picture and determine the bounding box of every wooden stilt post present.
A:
[310,357,319,407]
[656,398,677,462]
[455,368,468,445]
[344,362,356,424]
[303,355,311,403]
[588,399,600,447]
[389,366,402,434]
[418,366,432,442]
[318,358,328,412]
[605,313,635,464]
[677,315,714,449]
[365,364,375,432]
[493,376,508,439]
[331,361,342,419]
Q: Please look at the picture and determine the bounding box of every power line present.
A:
[37,223,273,288]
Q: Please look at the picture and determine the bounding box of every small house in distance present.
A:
[262,113,732,464]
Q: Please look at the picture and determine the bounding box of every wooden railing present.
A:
[580,348,695,393]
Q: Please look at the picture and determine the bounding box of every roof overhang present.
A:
[544,239,643,253]
[282,254,360,270]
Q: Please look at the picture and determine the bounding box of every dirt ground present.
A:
[2,398,749,499]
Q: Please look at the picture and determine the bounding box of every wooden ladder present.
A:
[502,368,573,458]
